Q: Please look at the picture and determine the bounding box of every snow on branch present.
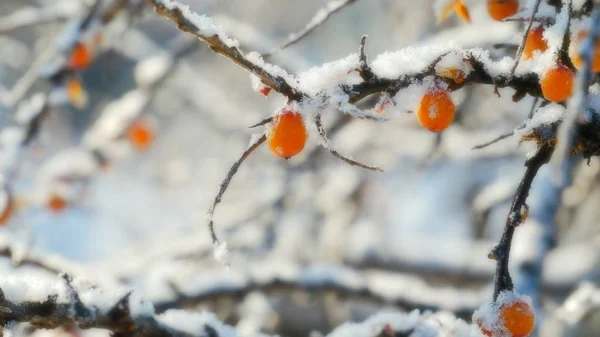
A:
[0,272,487,337]
[147,0,548,110]
[147,0,302,101]
[151,264,482,319]
[0,274,231,337]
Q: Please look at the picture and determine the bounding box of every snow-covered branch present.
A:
[149,264,482,319]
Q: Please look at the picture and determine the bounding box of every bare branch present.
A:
[315,114,382,172]
[248,117,273,128]
[263,0,358,57]
[491,143,554,299]
[206,133,267,248]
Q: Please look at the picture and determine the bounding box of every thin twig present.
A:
[506,0,543,82]
[248,116,273,128]
[314,114,382,172]
[474,96,539,150]
[263,0,358,57]
[528,96,540,119]
[206,133,267,247]
[472,131,515,150]
[357,35,375,81]
[492,143,554,299]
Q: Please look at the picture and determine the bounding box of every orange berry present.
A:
[47,195,67,213]
[569,31,600,72]
[487,0,519,21]
[68,42,93,71]
[0,195,13,226]
[455,0,471,24]
[500,300,535,337]
[127,120,155,151]
[259,86,272,97]
[540,65,574,102]
[416,89,455,132]
[436,66,466,84]
[267,109,307,158]
[522,27,548,59]
[66,78,88,109]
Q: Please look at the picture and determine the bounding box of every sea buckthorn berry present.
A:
[47,195,67,213]
[569,31,600,72]
[127,119,156,151]
[437,66,466,84]
[439,0,471,24]
[455,0,471,24]
[416,89,456,132]
[501,300,535,337]
[0,195,13,226]
[487,0,519,21]
[267,109,307,158]
[68,42,93,71]
[66,78,88,109]
[522,27,548,60]
[540,65,574,103]
[259,86,272,98]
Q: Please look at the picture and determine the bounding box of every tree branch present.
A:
[491,143,554,299]
[147,0,302,101]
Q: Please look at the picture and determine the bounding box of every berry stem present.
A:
[493,143,554,300]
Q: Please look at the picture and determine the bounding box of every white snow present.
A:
[472,291,534,337]
[14,93,45,125]
[155,0,240,48]
[514,103,566,138]
[134,54,174,89]
[83,89,150,150]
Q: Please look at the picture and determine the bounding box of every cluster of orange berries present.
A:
[64,34,103,109]
[475,296,535,337]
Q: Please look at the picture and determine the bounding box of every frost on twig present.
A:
[264,0,358,57]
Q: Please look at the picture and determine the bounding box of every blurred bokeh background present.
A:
[1,0,600,336]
